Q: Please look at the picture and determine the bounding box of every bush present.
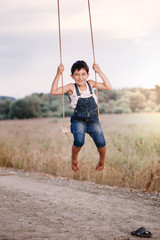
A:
[112,106,124,114]
[146,101,156,110]
[0,99,12,119]
[9,96,41,119]
[99,103,108,114]
[64,106,73,117]
[155,104,160,112]
[112,106,131,114]
[107,100,116,113]
[51,112,61,118]
[129,92,146,112]
[49,101,61,112]
[144,107,152,112]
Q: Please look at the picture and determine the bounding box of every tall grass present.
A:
[0,113,160,192]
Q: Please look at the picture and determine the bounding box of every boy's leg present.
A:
[87,121,106,171]
[71,120,87,172]
[96,146,107,171]
[72,145,81,172]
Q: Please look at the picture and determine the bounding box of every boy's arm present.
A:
[89,63,112,90]
[50,64,73,95]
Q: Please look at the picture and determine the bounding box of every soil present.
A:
[0,168,160,240]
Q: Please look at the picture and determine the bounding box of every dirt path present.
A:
[0,168,160,240]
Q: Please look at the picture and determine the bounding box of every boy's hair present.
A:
[71,60,89,75]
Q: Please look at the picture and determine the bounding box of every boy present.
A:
[50,60,112,172]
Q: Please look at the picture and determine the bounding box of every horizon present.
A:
[1,84,158,100]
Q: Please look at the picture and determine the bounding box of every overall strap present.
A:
[86,81,93,94]
[74,83,81,96]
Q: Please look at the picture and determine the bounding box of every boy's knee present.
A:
[96,141,106,149]
[73,133,85,148]
[94,135,106,149]
[74,139,85,148]
[97,142,106,149]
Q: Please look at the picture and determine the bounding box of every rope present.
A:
[57,0,99,127]
[57,0,65,130]
[87,0,99,119]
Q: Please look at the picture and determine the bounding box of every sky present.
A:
[1,0,160,99]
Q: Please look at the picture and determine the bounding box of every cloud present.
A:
[0,1,56,34]
[1,0,160,41]
[89,0,160,41]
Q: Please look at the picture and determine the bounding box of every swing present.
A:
[57,0,99,134]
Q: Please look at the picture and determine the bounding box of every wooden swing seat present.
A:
[61,127,71,134]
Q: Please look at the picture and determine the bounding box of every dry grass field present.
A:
[0,113,160,192]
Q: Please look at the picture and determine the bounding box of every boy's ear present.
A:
[70,74,74,79]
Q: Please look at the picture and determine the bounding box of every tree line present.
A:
[0,85,160,120]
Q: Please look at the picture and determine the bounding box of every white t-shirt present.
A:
[70,82,97,109]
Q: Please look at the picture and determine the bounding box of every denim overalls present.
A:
[70,81,106,149]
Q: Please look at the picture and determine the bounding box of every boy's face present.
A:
[70,68,89,86]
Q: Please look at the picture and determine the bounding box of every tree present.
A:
[155,104,160,112]
[155,85,160,104]
[107,100,116,113]
[0,99,12,119]
[9,95,41,119]
[129,92,146,112]
[99,103,108,114]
